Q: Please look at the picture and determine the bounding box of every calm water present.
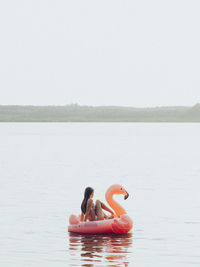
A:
[0,123,200,267]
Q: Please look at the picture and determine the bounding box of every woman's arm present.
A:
[84,199,93,221]
[80,213,84,222]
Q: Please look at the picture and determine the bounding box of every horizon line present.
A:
[0,103,199,108]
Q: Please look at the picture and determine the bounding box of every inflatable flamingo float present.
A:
[68,184,133,234]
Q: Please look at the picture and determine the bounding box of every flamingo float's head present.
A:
[106,184,129,200]
[105,184,130,217]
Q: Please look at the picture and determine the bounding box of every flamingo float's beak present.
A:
[124,191,129,200]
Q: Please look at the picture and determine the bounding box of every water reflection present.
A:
[68,232,133,266]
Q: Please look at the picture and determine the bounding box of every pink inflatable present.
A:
[68,184,133,234]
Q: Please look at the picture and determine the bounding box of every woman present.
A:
[81,187,114,221]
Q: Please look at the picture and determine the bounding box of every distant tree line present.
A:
[0,104,200,122]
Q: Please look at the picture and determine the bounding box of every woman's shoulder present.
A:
[86,198,93,206]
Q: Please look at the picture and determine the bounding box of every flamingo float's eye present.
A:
[121,187,123,190]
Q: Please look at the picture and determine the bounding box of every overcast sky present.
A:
[0,0,199,107]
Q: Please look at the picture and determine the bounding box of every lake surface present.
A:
[0,123,200,267]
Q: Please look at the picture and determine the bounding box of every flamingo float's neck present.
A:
[105,188,127,217]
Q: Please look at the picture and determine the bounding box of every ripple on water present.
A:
[68,232,133,266]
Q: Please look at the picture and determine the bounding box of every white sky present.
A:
[0,0,200,107]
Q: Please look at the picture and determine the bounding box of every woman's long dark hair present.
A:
[81,187,94,214]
